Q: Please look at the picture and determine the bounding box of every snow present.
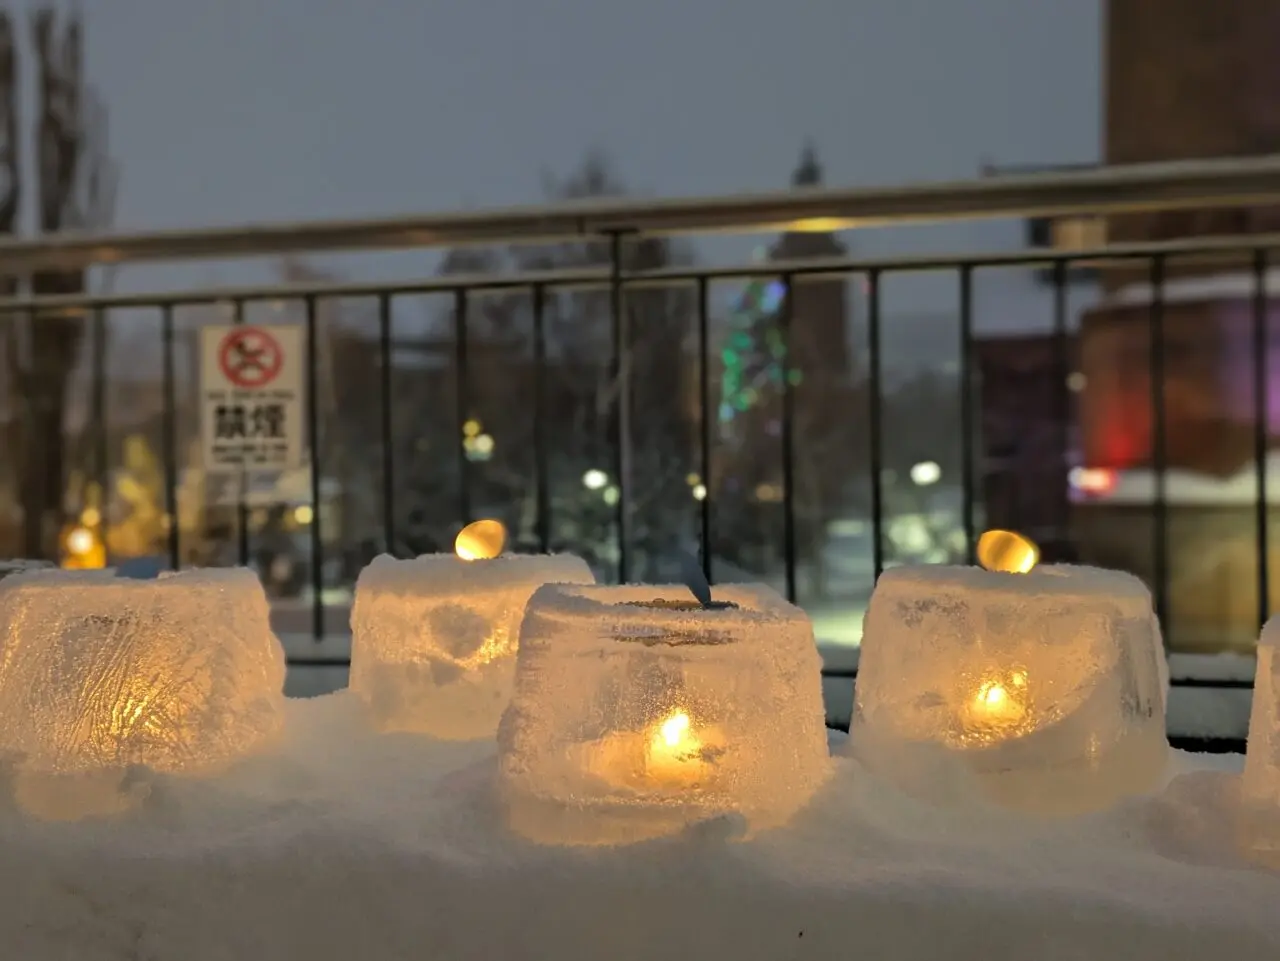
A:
[0,568,286,821]
[1078,452,1280,506]
[854,565,1169,813]
[499,583,829,845]
[1107,266,1280,307]
[349,552,594,739]
[0,695,1277,960]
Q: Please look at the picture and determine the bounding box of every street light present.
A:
[910,461,941,486]
[582,469,608,491]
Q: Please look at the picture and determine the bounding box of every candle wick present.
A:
[676,550,714,609]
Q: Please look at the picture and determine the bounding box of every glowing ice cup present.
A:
[349,552,594,739]
[852,564,1169,815]
[0,567,286,820]
[497,583,831,846]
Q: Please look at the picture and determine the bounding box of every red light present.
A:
[1070,467,1117,496]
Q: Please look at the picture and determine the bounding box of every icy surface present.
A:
[1241,617,1280,862]
[350,552,594,739]
[499,583,830,845]
[852,564,1169,814]
[0,697,1276,961]
[0,558,54,581]
[0,567,286,819]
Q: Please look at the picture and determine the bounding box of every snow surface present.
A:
[499,583,829,845]
[349,552,593,739]
[0,693,1278,961]
[854,565,1169,813]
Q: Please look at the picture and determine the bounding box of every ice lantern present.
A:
[1240,616,1280,866]
[349,521,595,740]
[852,551,1169,815]
[497,583,831,846]
[0,567,287,821]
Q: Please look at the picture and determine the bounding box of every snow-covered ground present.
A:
[1,693,1277,961]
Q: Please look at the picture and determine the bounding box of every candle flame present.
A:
[976,529,1039,574]
[658,711,692,748]
[454,519,507,561]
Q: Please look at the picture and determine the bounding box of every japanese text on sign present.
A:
[199,324,305,474]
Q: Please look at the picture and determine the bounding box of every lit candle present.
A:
[644,709,723,787]
[976,529,1040,574]
[961,670,1031,744]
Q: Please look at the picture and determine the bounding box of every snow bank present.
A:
[0,694,1277,961]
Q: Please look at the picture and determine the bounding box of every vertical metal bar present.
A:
[531,283,551,554]
[1149,255,1170,631]
[1051,259,1070,551]
[89,306,108,548]
[867,270,886,580]
[779,273,798,604]
[696,275,713,582]
[609,232,633,583]
[305,295,325,641]
[231,300,250,567]
[453,288,472,526]
[160,303,180,570]
[377,291,395,555]
[958,266,977,565]
[1253,248,1270,631]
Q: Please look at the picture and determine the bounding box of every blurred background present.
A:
[2,1,1279,739]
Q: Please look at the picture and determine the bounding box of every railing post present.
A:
[958,265,977,565]
[1051,259,1070,554]
[866,270,885,580]
[779,273,797,604]
[230,299,250,569]
[531,283,552,555]
[377,291,395,556]
[303,295,325,641]
[1253,248,1271,632]
[1149,255,1170,634]
[160,303,180,570]
[89,305,108,553]
[607,230,634,583]
[453,288,472,527]
[696,275,713,582]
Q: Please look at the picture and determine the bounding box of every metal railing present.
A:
[5,156,1280,750]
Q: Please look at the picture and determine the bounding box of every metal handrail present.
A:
[3,230,1280,315]
[1,155,1280,273]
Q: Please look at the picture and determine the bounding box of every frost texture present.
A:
[498,583,831,845]
[1241,617,1280,863]
[852,564,1168,814]
[0,559,53,582]
[0,568,286,819]
[350,553,594,740]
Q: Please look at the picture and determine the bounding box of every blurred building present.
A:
[980,0,1280,651]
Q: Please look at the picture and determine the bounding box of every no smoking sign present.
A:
[199,323,304,475]
[218,327,285,389]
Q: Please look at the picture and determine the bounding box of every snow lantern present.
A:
[852,549,1169,815]
[1240,616,1280,865]
[497,582,831,846]
[0,567,287,820]
[350,521,595,740]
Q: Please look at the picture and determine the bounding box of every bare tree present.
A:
[7,6,116,557]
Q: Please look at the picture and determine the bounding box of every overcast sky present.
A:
[56,0,1102,347]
